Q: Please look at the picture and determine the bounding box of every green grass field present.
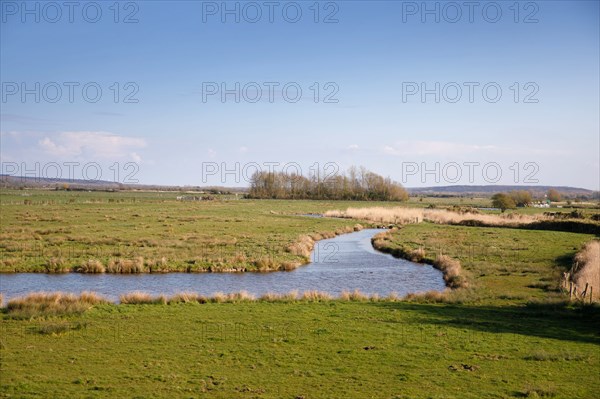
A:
[1,189,599,398]
[0,189,398,272]
[1,301,599,398]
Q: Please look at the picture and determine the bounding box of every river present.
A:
[0,229,445,301]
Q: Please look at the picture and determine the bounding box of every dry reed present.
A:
[120,291,167,304]
[325,207,540,227]
[6,291,108,317]
[565,240,599,301]
[76,259,105,273]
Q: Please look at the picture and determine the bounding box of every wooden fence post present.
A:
[569,282,573,299]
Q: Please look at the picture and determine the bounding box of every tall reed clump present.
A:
[146,257,169,273]
[44,257,70,273]
[76,259,106,273]
[300,290,332,302]
[433,255,467,289]
[286,235,315,259]
[168,292,207,304]
[564,240,600,301]
[340,289,369,301]
[6,291,108,318]
[107,257,146,273]
[225,290,255,303]
[259,290,299,302]
[120,291,167,304]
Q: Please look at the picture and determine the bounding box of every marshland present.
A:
[1,188,599,398]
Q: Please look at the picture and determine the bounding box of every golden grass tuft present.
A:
[434,255,467,289]
[300,290,332,302]
[253,257,276,271]
[107,257,146,273]
[335,226,355,235]
[6,291,108,318]
[404,290,446,303]
[120,291,167,304]
[226,290,255,302]
[76,259,105,273]
[384,292,400,302]
[408,248,426,263]
[44,257,70,273]
[566,240,600,300]
[281,261,302,271]
[259,292,280,302]
[210,292,227,303]
[281,290,299,301]
[146,257,169,273]
[168,292,207,304]
[286,235,315,258]
[340,289,369,301]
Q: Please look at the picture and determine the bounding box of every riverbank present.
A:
[368,222,596,305]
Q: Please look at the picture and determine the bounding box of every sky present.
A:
[1,0,599,189]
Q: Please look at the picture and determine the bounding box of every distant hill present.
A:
[2,175,597,199]
[407,185,598,198]
[0,175,247,194]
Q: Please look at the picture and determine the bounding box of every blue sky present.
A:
[1,0,599,189]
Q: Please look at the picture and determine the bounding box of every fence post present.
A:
[569,282,573,299]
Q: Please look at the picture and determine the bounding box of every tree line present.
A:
[247,166,409,201]
[491,189,564,212]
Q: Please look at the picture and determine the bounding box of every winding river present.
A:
[0,229,445,301]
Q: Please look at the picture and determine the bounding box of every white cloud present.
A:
[130,152,142,163]
[347,144,359,150]
[38,131,146,161]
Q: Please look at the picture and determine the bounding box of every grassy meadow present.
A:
[1,189,599,398]
[0,189,395,273]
